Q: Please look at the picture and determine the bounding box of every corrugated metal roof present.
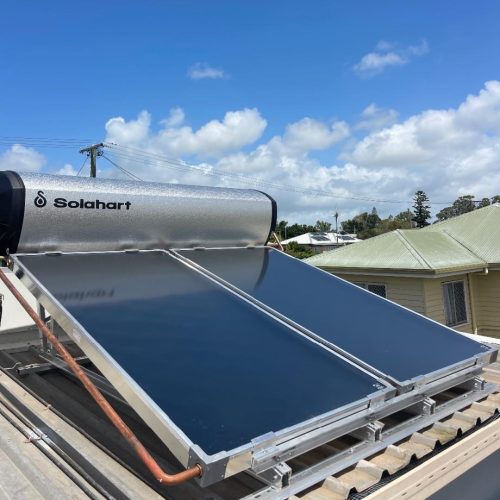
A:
[292,387,500,500]
[305,204,499,273]
[306,231,427,271]
[421,203,500,264]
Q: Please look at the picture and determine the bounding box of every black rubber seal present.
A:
[256,190,277,245]
[0,171,25,255]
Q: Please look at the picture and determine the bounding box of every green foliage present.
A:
[284,241,314,259]
[412,190,431,228]
[276,220,288,240]
[282,223,316,239]
[342,211,381,238]
[394,209,413,225]
[435,194,500,221]
[315,220,332,232]
[436,195,476,221]
[342,208,413,239]
[478,197,491,208]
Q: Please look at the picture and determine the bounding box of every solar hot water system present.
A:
[0,170,498,495]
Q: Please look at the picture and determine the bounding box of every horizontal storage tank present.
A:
[0,171,276,254]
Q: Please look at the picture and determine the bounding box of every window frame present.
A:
[442,279,469,327]
[353,282,387,299]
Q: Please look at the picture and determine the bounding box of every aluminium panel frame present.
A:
[172,246,497,391]
[9,250,394,486]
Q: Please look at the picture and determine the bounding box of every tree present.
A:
[342,212,368,235]
[412,190,431,228]
[315,220,332,232]
[436,195,476,221]
[284,241,314,259]
[435,206,455,222]
[276,220,288,240]
[366,210,381,230]
[491,195,500,204]
[453,195,476,214]
[394,209,414,228]
[478,198,491,208]
[283,223,316,239]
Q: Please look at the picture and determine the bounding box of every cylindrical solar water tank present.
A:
[0,171,276,254]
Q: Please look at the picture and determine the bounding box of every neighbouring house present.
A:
[281,231,360,253]
[305,204,500,338]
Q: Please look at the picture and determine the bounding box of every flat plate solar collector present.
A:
[12,250,392,484]
[178,247,494,387]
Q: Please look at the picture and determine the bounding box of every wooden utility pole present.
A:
[334,211,339,244]
[79,143,104,178]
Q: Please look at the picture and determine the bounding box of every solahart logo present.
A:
[34,190,47,208]
[33,190,132,210]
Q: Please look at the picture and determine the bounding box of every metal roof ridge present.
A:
[440,229,489,266]
[395,230,433,270]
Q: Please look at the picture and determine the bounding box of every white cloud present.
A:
[188,62,226,80]
[7,80,500,224]
[356,104,399,131]
[105,110,151,146]
[105,107,267,158]
[0,144,46,172]
[160,107,185,127]
[282,118,349,152]
[101,81,500,222]
[57,163,78,176]
[353,39,429,77]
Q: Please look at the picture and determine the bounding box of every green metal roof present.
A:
[305,204,500,275]
[421,203,500,264]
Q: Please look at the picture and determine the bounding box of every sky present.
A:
[1,0,500,224]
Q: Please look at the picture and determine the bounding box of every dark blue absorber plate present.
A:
[178,247,492,382]
[18,252,382,456]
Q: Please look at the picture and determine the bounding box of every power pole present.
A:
[79,143,104,178]
[334,212,339,244]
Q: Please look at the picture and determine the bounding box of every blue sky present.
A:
[2,1,500,223]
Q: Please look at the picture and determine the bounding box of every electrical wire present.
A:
[101,154,143,181]
[0,136,484,206]
[76,156,88,176]
[0,136,95,149]
[104,143,456,205]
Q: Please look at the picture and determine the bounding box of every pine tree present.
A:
[412,190,431,228]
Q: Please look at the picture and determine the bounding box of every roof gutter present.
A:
[319,266,489,279]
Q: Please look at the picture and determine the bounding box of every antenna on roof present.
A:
[79,143,104,178]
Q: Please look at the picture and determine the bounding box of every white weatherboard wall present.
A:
[471,270,500,338]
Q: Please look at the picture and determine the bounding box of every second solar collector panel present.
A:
[178,247,492,384]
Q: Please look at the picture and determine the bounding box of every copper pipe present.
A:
[0,269,202,486]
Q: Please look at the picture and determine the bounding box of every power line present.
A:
[76,156,88,176]
[0,136,481,206]
[0,136,96,150]
[103,143,457,205]
[101,154,143,181]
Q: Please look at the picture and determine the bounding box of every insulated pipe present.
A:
[0,268,202,486]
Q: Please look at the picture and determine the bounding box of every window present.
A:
[367,284,387,298]
[354,283,387,298]
[442,281,467,326]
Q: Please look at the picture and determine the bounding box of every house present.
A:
[305,204,500,338]
[281,231,360,253]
